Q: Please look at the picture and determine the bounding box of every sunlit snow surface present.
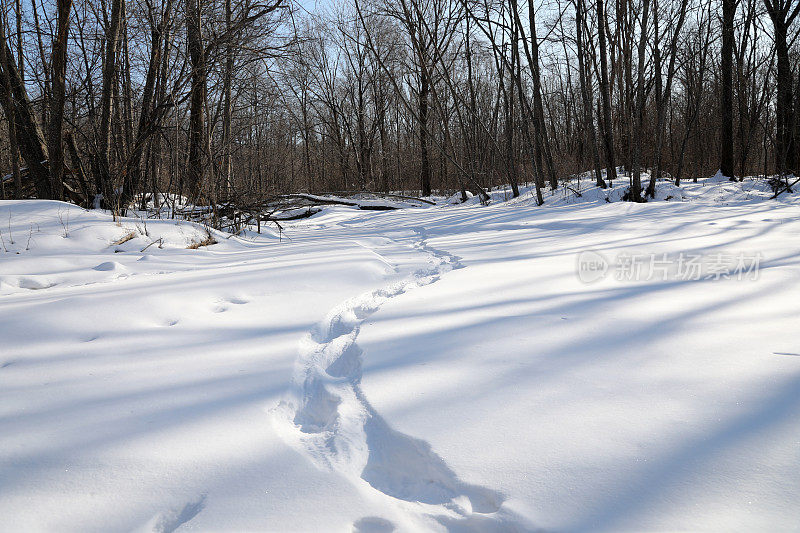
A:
[1,176,799,531]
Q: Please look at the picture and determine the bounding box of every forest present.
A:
[0,0,797,213]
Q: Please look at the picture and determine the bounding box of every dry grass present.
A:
[111,231,136,246]
[187,233,218,249]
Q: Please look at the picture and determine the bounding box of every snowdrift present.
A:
[1,176,799,531]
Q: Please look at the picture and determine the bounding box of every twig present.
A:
[57,208,70,237]
[140,238,163,252]
[771,175,800,199]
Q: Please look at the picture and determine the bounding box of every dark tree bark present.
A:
[47,0,73,201]
[0,4,21,197]
[721,0,736,178]
[763,0,800,175]
[222,0,234,197]
[419,66,431,196]
[596,0,617,182]
[0,40,50,198]
[66,132,92,205]
[97,0,124,202]
[630,0,651,202]
[186,0,207,199]
[14,0,22,81]
[505,0,520,198]
[527,0,557,189]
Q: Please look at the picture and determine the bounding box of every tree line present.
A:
[0,0,797,210]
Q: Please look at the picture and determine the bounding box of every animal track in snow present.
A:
[276,230,531,530]
[213,296,250,313]
[148,494,206,533]
[352,516,396,532]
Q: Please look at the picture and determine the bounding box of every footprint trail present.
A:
[275,229,532,531]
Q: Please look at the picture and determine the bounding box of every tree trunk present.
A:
[419,68,431,196]
[119,0,170,209]
[0,6,21,197]
[527,0,557,189]
[222,0,234,197]
[97,0,123,202]
[0,39,50,197]
[47,0,73,201]
[596,0,617,182]
[507,1,520,198]
[630,0,650,202]
[720,0,735,178]
[14,0,22,81]
[66,131,92,205]
[186,0,207,199]
[773,20,794,174]
[647,0,688,197]
[575,0,606,188]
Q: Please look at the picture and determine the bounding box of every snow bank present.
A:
[0,200,260,295]
[2,177,799,531]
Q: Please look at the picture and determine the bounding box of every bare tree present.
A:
[97,0,124,203]
[575,0,606,188]
[630,0,651,202]
[720,0,736,179]
[762,0,800,175]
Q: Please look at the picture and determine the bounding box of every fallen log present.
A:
[280,193,399,210]
[269,208,321,221]
[319,190,436,205]
[358,204,396,210]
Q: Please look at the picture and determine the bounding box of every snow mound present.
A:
[446,191,474,204]
[93,261,125,272]
[652,182,687,201]
[0,200,265,295]
[710,169,733,182]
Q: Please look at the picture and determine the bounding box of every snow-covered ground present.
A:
[1,176,799,532]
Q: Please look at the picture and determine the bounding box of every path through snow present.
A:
[274,228,532,532]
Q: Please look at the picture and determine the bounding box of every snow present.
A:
[1,176,799,531]
[445,191,474,204]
